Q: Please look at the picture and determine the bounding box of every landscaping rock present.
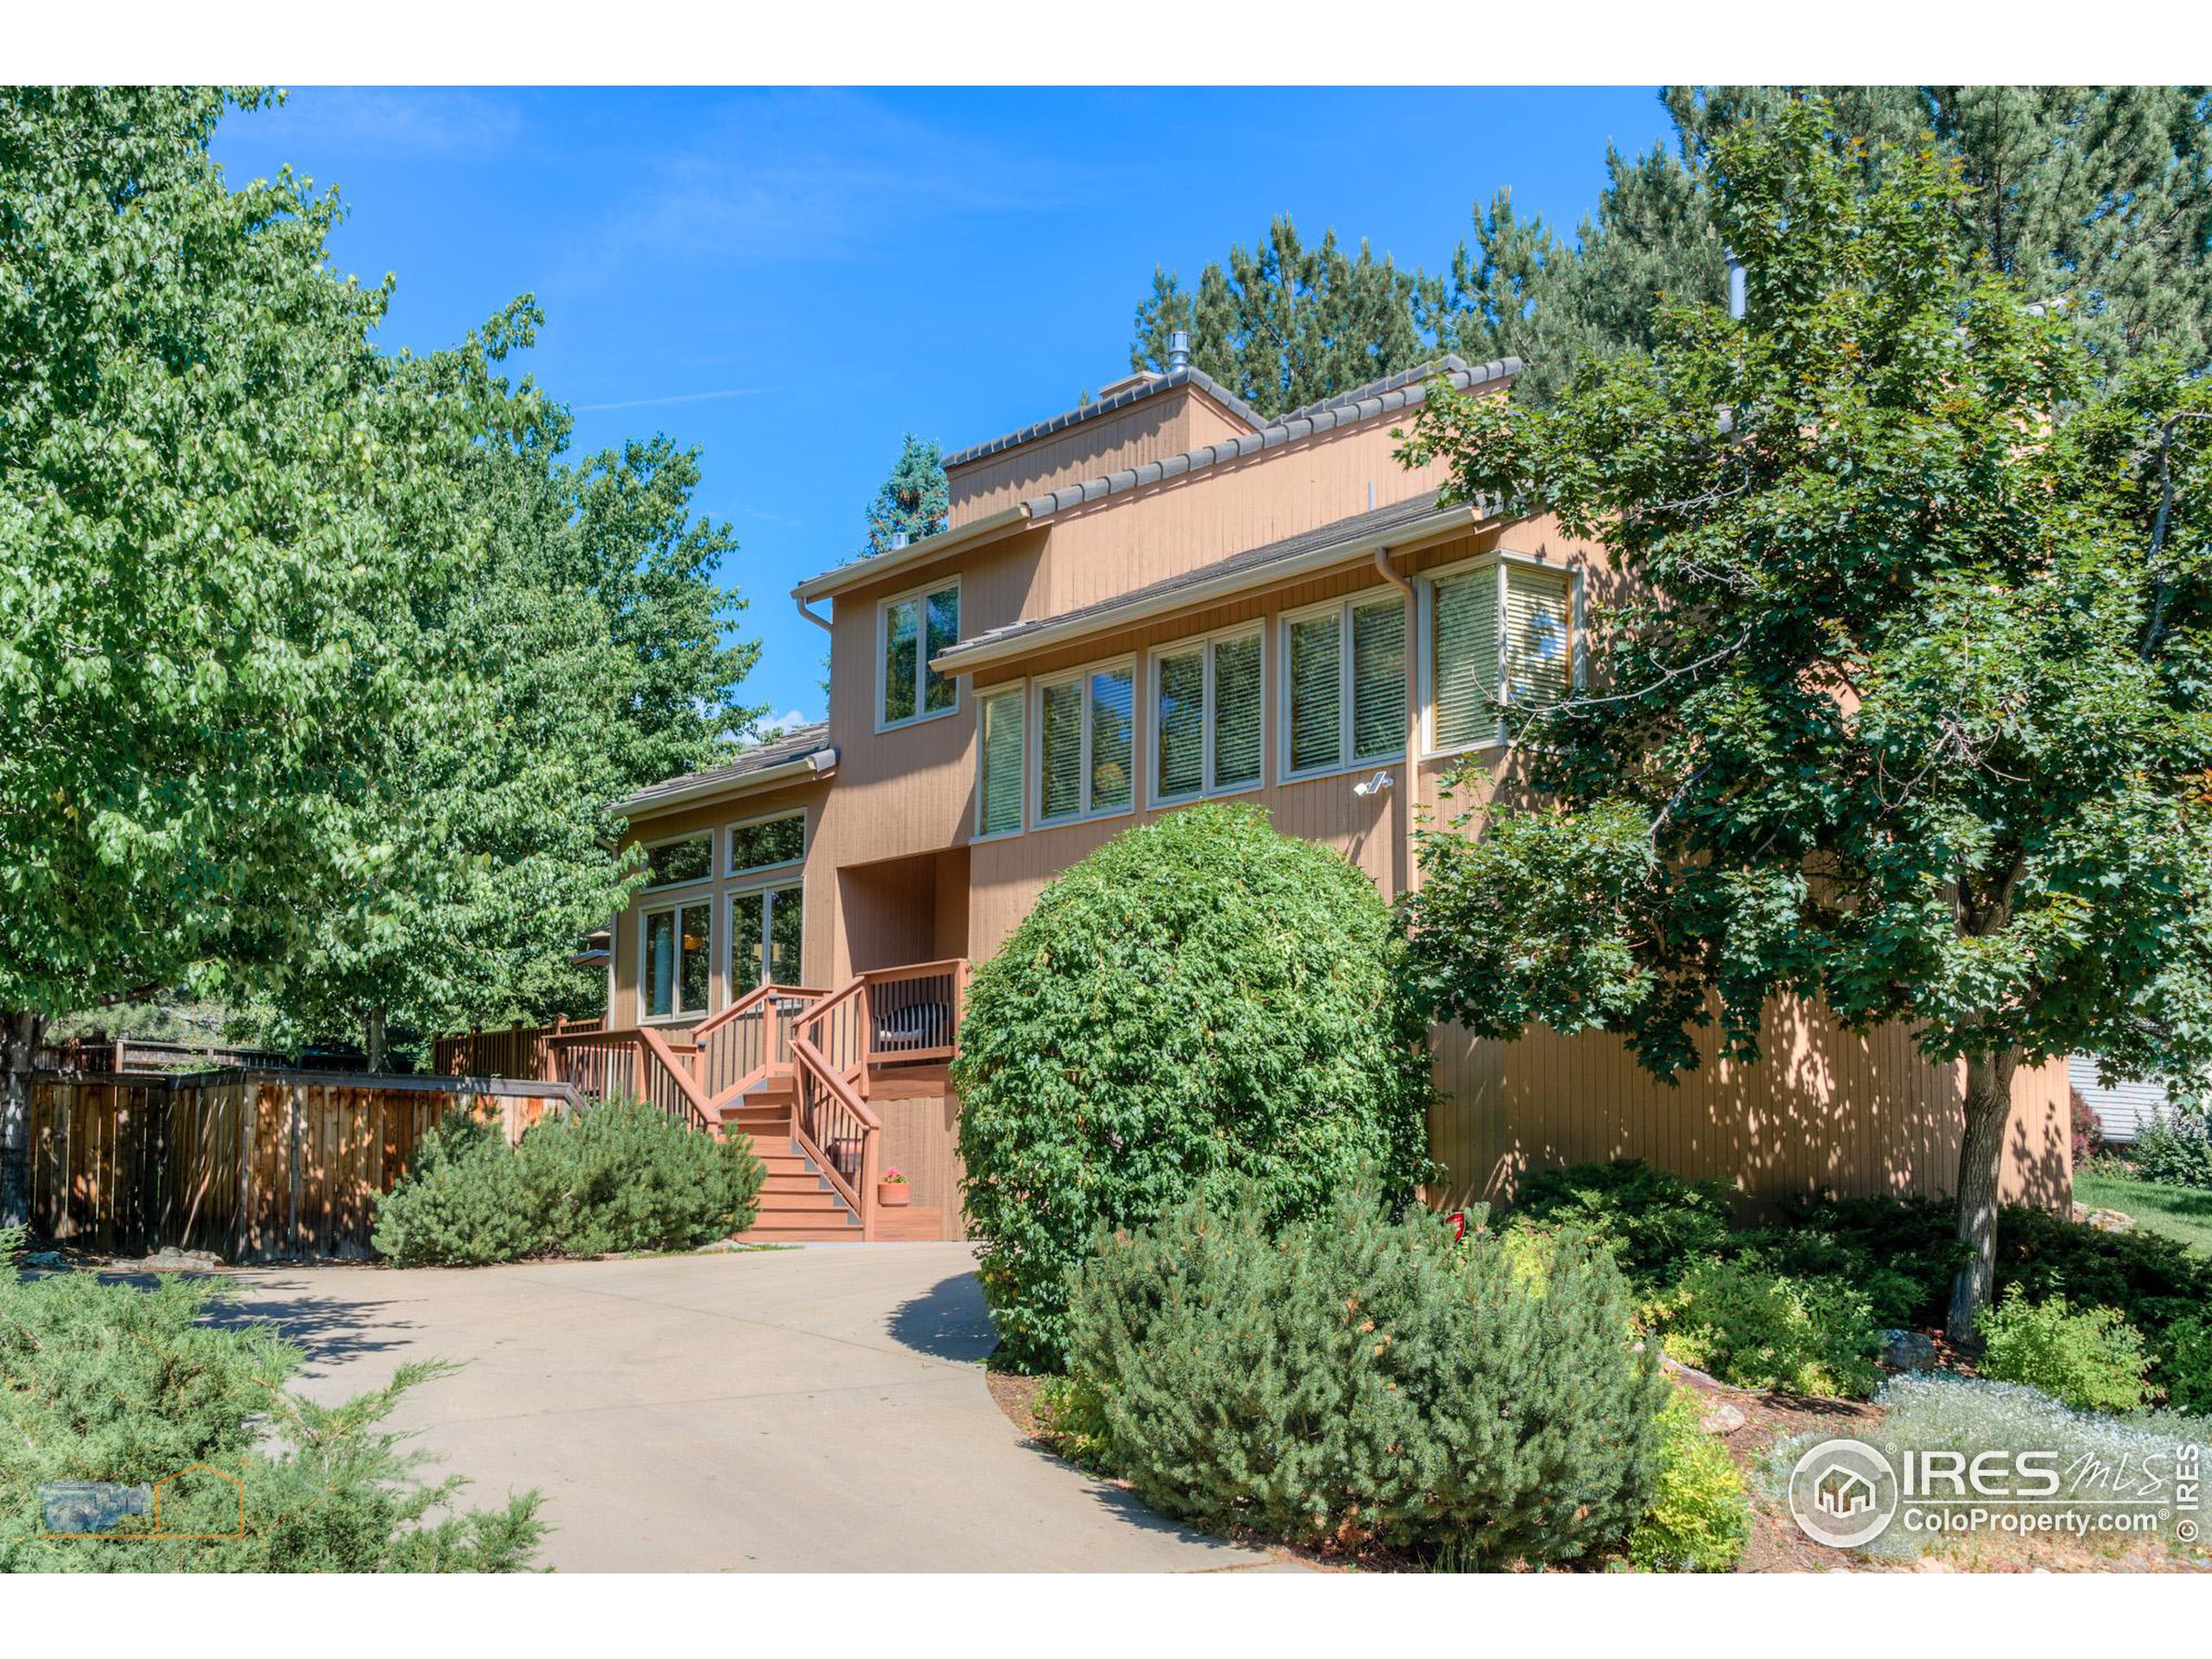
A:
[1697,1402,1746,1435]
[22,1250,70,1271]
[139,1247,223,1273]
[1882,1330,1940,1371]
[2067,1203,2135,1234]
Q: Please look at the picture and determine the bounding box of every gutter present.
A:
[931,503,1481,677]
[792,504,1031,604]
[613,746,839,818]
[1370,545,1421,898]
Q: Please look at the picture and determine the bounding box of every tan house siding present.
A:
[1430,1009,2072,1213]
[946,382,1255,526]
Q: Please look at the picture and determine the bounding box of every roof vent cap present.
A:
[890,530,910,550]
[1166,329,1191,372]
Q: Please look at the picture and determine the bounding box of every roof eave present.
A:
[792,505,1031,603]
[930,504,1486,678]
[613,748,839,819]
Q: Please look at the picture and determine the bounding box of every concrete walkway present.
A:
[221,1244,1277,1573]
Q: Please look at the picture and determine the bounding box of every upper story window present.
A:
[1282,594,1407,779]
[1430,559,1573,752]
[643,899,712,1020]
[1152,627,1263,804]
[880,579,960,728]
[976,683,1025,839]
[643,831,713,890]
[1037,660,1135,824]
[728,810,805,874]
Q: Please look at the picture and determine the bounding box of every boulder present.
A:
[1881,1329,1939,1371]
[140,1247,223,1273]
[1697,1402,1746,1435]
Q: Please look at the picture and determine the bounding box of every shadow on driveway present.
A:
[886,1271,998,1363]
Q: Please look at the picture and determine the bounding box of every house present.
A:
[586,349,2072,1243]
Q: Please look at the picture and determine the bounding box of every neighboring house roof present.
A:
[614,722,835,817]
[931,492,1494,677]
[938,365,1267,471]
[793,354,1520,604]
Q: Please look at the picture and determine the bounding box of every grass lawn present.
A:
[2074,1167,2212,1255]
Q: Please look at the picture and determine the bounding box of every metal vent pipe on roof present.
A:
[891,530,909,550]
[1166,329,1191,372]
[1725,249,1746,321]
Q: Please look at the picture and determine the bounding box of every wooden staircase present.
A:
[722,1084,864,1243]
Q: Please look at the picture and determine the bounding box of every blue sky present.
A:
[210,86,1674,732]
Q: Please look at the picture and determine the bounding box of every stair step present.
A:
[741,1218,861,1240]
[761,1173,831,1193]
[754,1191,851,1213]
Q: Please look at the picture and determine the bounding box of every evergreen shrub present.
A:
[1649,1259,1882,1397]
[1065,1178,1666,1563]
[955,804,1433,1371]
[1512,1159,1737,1289]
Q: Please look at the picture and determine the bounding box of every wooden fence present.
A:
[26,1069,572,1262]
[431,1017,603,1081]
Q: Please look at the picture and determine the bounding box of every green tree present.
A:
[1132,216,1446,416]
[1396,99,2212,1343]
[860,434,949,558]
[0,87,465,1222]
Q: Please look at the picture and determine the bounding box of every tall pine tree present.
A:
[860,434,949,558]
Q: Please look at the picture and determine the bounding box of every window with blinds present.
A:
[1037,664,1135,823]
[1430,561,1572,749]
[977,686,1024,837]
[1285,595,1406,776]
[880,580,960,728]
[1152,629,1262,803]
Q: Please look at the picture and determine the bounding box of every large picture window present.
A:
[643,831,712,889]
[1282,594,1406,778]
[976,684,1025,838]
[728,810,804,874]
[880,580,960,728]
[1152,628,1263,803]
[1036,661,1135,824]
[1430,560,1572,751]
[643,900,711,1020]
[730,884,804,989]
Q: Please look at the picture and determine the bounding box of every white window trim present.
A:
[638,828,715,894]
[1147,624,1267,807]
[1277,587,1410,783]
[1416,550,1580,761]
[726,880,804,994]
[874,575,963,734]
[1030,655,1139,830]
[726,807,806,878]
[639,896,713,1024]
[972,679,1027,843]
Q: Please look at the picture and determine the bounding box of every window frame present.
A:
[638,828,715,894]
[972,678,1028,842]
[726,880,805,994]
[1276,587,1410,782]
[639,896,714,1024]
[1417,551,1580,760]
[1030,654,1140,830]
[874,575,963,734]
[1146,623,1267,808]
[726,807,806,877]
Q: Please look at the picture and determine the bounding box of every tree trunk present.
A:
[364,1005,389,1075]
[1946,1046,2018,1345]
[1,1010,49,1231]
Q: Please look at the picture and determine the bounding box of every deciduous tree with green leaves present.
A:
[1397,98,2212,1343]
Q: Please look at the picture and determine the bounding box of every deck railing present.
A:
[691,982,822,1110]
[434,1016,603,1080]
[547,1025,715,1134]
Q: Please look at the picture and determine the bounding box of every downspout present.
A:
[1371,545,1419,898]
[794,594,832,632]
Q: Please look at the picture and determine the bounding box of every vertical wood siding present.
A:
[876,1091,967,1240]
[1430,1006,2072,1214]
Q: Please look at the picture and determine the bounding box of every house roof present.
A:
[614,722,834,817]
[931,492,1493,677]
[938,365,1267,471]
[792,354,1520,604]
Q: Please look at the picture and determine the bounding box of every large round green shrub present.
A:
[953,804,1433,1370]
[1065,1177,1668,1563]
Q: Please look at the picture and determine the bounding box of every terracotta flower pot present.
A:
[877,1180,911,1208]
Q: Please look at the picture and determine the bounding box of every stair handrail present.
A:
[787,1033,881,1231]
[547,1026,717,1136]
[694,981,824,1110]
[637,1026,717,1135]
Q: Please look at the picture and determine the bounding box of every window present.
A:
[728,810,804,874]
[1153,628,1263,803]
[730,884,804,989]
[880,580,960,728]
[1430,560,1573,751]
[643,900,711,1019]
[643,832,711,889]
[976,684,1025,838]
[1035,661,1136,824]
[1282,594,1407,778]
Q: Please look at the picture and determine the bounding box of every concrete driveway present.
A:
[221,1244,1277,1573]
